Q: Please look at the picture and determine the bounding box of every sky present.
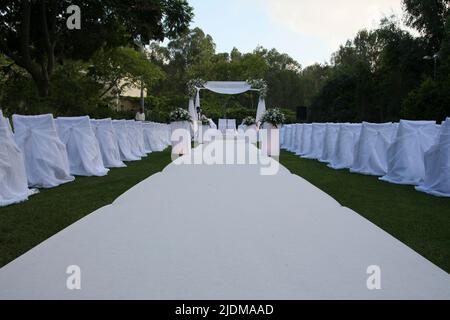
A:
[188,0,406,67]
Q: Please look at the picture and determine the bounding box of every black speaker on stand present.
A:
[296,106,307,122]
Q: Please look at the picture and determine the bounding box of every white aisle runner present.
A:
[0,141,449,299]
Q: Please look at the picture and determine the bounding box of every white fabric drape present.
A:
[416,118,450,197]
[0,113,35,207]
[256,98,266,122]
[203,81,251,94]
[288,124,298,152]
[126,120,146,159]
[56,116,109,177]
[91,119,126,168]
[381,120,439,185]
[302,123,327,160]
[189,97,197,122]
[112,120,140,161]
[13,114,74,188]
[319,123,340,163]
[294,124,304,155]
[350,122,397,176]
[298,124,313,156]
[328,124,362,170]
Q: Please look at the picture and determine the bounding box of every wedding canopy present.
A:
[0,112,34,207]
[381,120,440,185]
[13,114,74,188]
[91,119,126,168]
[56,116,109,177]
[188,81,267,122]
[416,118,450,197]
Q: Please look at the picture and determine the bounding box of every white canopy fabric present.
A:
[302,123,327,159]
[416,118,450,197]
[91,119,126,168]
[190,81,266,124]
[13,114,74,188]
[0,113,35,207]
[112,120,141,161]
[298,124,313,156]
[126,120,145,159]
[319,123,340,163]
[350,123,397,176]
[56,116,109,177]
[328,124,362,170]
[381,120,439,185]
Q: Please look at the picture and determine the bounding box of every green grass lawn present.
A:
[0,149,172,268]
[280,150,450,273]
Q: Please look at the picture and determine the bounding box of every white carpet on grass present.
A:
[0,140,448,300]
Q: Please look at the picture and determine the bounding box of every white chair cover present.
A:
[298,124,313,156]
[56,116,109,177]
[319,123,340,163]
[218,119,227,134]
[302,123,327,159]
[415,118,450,197]
[288,124,298,152]
[13,114,74,188]
[380,120,439,185]
[143,122,167,152]
[0,113,35,207]
[293,124,304,155]
[349,122,397,176]
[283,125,293,150]
[112,120,140,161]
[328,124,362,170]
[134,121,148,155]
[279,125,285,146]
[91,119,126,168]
[126,120,146,158]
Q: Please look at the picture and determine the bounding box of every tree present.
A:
[0,0,193,96]
[403,0,449,51]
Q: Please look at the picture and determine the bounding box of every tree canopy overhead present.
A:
[0,0,193,96]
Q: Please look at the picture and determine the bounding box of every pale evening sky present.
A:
[188,0,407,67]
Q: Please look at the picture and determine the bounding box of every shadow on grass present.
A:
[0,149,172,268]
[280,150,450,273]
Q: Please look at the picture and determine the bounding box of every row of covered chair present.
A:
[0,113,171,207]
[281,119,450,197]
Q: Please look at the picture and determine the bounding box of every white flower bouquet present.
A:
[169,108,192,122]
[260,108,285,128]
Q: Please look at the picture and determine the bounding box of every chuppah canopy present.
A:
[187,79,267,123]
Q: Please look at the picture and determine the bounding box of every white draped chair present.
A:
[380,120,439,185]
[319,123,340,163]
[415,118,450,197]
[126,120,146,158]
[112,120,141,161]
[134,121,149,154]
[13,114,74,188]
[91,119,126,168]
[0,112,35,207]
[56,116,109,177]
[279,125,285,146]
[293,124,304,155]
[143,122,167,152]
[283,125,293,150]
[297,124,312,156]
[302,123,327,159]
[328,124,362,170]
[349,122,397,176]
[218,119,227,134]
[287,124,297,152]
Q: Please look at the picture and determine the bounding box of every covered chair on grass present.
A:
[328,124,362,170]
[143,123,165,152]
[91,119,126,168]
[297,124,312,156]
[134,121,149,155]
[350,122,397,176]
[302,123,327,159]
[56,116,109,177]
[380,120,439,185]
[282,125,293,150]
[126,120,146,158]
[13,114,74,188]
[416,118,450,197]
[112,120,141,161]
[319,123,340,163]
[293,124,304,155]
[287,124,298,152]
[0,112,36,207]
